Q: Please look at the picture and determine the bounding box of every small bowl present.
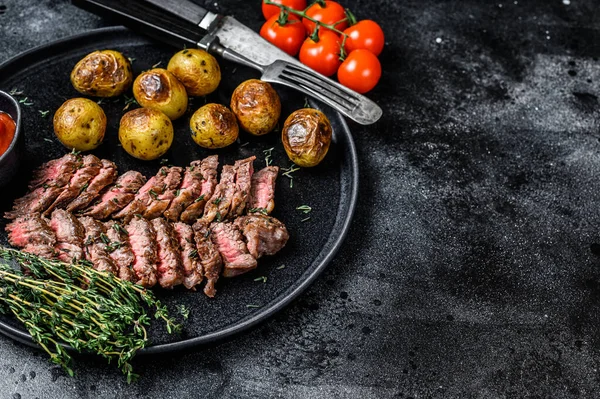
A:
[0,90,23,187]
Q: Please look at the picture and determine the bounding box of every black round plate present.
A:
[0,27,358,353]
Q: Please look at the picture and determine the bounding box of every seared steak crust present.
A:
[173,222,203,290]
[230,156,255,217]
[67,159,117,212]
[6,213,56,259]
[180,156,219,224]
[193,221,222,297]
[125,216,158,287]
[144,167,183,219]
[104,221,135,282]
[28,153,80,190]
[249,166,279,215]
[210,222,257,278]
[114,167,169,219]
[45,154,103,215]
[84,170,146,219]
[151,218,184,288]
[202,165,236,223]
[49,209,85,263]
[234,215,289,259]
[79,216,118,275]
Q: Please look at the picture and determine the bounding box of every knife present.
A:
[72,0,383,125]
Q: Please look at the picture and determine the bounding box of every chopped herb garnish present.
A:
[105,241,123,253]
[9,88,23,96]
[160,159,169,165]
[19,97,34,106]
[100,233,110,245]
[304,97,312,108]
[189,249,198,259]
[134,213,144,218]
[96,98,104,105]
[240,142,250,147]
[282,164,300,188]
[212,197,222,205]
[152,61,162,68]
[301,216,311,222]
[123,95,138,111]
[175,189,181,197]
[127,57,136,64]
[43,138,53,143]
[263,147,275,167]
[149,190,158,199]
[160,168,167,176]
[215,211,222,222]
[276,265,286,270]
[79,182,89,194]
[296,205,312,214]
[112,198,119,204]
[177,305,190,320]
[232,67,237,74]
[39,110,50,118]
[253,276,267,283]
[204,229,210,239]
[246,304,261,309]
[249,207,268,215]
[42,183,50,189]
[113,223,128,236]
[194,194,205,203]
[189,165,195,172]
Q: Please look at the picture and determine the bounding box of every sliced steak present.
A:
[151,218,184,288]
[180,155,219,224]
[49,209,85,263]
[84,171,146,219]
[6,213,56,259]
[193,220,222,297]
[234,215,289,259]
[113,167,168,219]
[125,216,158,287]
[230,156,255,217]
[44,154,103,215]
[249,166,279,215]
[28,153,80,190]
[79,216,118,275]
[210,222,257,278]
[5,155,82,219]
[173,222,203,290]
[104,221,135,282]
[202,165,236,223]
[67,159,118,212]
[143,167,183,219]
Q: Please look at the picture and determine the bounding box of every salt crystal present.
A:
[435,37,442,44]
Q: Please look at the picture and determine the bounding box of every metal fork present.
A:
[199,34,382,125]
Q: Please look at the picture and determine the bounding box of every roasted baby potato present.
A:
[167,49,221,97]
[70,50,133,97]
[53,98,107,152]
[189,103,239,149]
[230,79,281,136]
[132,68,188,120]
[119,108,174,161]
[282,108,332,167]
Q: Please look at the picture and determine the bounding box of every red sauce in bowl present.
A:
[0,111,16,157]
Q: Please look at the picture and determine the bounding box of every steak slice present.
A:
[5,154,81,219]
[249,166,279,215]
[234,215,289,259]
[84,171,146,219]
[165,157,216,222]
[45,154,103,215]
[79,216,118,275]
[28,153,80,190]
[202,165,236,223]
[113,167,168,219]
[125,216,158,287]
[179,155,219,224]
[104,221,135,282]
[151,218,184,288]
[173,222,203,290]
[193,220,222,297]
[6,213,56,259]
[210,222,257,278]
[230,156,256,217]
[143,167,183,219]
[49,209,85,263]
[67,159,118,212]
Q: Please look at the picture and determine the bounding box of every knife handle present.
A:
[72,0,204,49]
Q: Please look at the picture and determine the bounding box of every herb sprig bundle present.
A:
[0,247,181,382]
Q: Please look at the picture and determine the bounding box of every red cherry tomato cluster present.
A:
[259,0,384,93]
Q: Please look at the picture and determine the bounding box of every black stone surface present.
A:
[1,0,600,397]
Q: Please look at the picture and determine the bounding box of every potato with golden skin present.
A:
[53,98,107,152]
[230,79,281,136]
[190,103,239,149]
[119,108,174,161]
[282,108,332,167]
[132,68,188,120]
[70,50,133,97]
[167,49,221,97]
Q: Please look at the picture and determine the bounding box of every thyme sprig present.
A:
[0,247,181,383]
[281,164,301,188]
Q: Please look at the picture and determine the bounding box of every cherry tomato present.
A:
[343,20,385,56]
[303,1,348,35]
[260,15,306,56]
[299,30,343,77]
[262,0,307,20]
[337,49,381,93]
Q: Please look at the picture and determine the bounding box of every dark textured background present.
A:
[1,0,600,398]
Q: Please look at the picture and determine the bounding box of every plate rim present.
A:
[0,26,359,354]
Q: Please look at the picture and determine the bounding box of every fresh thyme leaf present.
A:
[212,197,222,205]
[246,304,261,308]
[253,276,267,283]
[79,183,89,194]
[127,57,136,64]
[43,138,53,143]
[263,147,275,167]
[249,207,268,215]
[175,189,181,197]
[194,194,205,203]
[122,95,138,111]
[149,190,158,200]
[160,159,169,165]
[189,249,198,259]
[39,110,50,118]
[215,211,222,222]
[276,265,286,270]
[177,305,190,320]
[160,168,167,176]
[99,233,110,245]
[296,205,312,214]
[152,61,162,68]
[9,88,23,96]
[301,216,311,222]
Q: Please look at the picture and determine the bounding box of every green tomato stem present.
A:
[264,0,349,37]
